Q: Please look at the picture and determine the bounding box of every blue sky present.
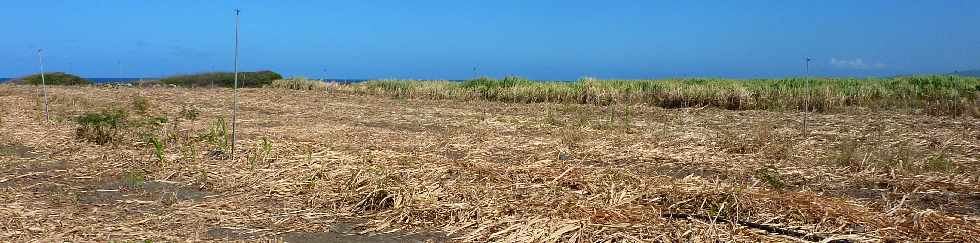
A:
[2,0,978,80]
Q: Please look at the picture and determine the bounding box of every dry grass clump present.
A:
[268,78,339,91]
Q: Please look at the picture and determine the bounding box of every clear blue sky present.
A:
[3,0,978,80]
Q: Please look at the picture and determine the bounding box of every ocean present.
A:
[0,77,148,83]
[1,78,372,84]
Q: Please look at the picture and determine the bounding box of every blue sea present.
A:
[1,78,371,84]
[0,77,148,83]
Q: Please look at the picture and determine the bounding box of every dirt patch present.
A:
[0,160,67,188]
[840,187,980,216]
[280,222,446,243]
[841,188,888,201]
[440,147,467,162]
[206,222,447,242]
[359,120,449,134]
[78,177,209,206]
[656,163,731,180]
[205,228,258,240]
[0,142,34,158]
[281,231,444,243]
[907,192,980,216]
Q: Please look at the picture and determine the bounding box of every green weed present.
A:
[754,166,786,190]
[74,109,128,145]
[924,155,953,173]
[147,135,165,163]
[261,137,272,155]
[179,105,200,121]
[200,118,229,152]
[132,96,150,115]
[123,171,146,189]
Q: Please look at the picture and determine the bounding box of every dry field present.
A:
[1,85,978,242]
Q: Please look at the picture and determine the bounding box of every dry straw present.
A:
[0,85,977,242]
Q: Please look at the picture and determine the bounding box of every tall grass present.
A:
[267,78,336,91]
[334,76,980,116]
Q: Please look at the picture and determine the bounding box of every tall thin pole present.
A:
[37,49,49,122]
[231,9,240,159]
[803,57,811,136]
[209,64,214,88]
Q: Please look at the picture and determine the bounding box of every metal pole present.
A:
[37,49,49,122]
[231,9,240,159]
[803,57,811,136]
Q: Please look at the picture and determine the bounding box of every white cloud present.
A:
[830,58,887,70]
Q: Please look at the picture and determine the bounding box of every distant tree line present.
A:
[10,72,90,85]
[159,71,282,88]
[951,70,980,78]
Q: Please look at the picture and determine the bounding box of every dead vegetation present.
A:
[0,85,978,242]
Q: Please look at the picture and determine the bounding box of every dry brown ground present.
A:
[1,85,978,242]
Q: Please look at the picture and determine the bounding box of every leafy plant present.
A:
[200,118,228,152]
[74,109,128,145]
[132,96,150,115]
[247,137,274,168]
[123,171,146,189]
[261,137,272,155]
[924,155,953,173]
[147,135,165,163]
[754,166,786,190]
[179,105,200,121]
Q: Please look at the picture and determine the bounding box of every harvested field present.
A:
[1,85,979,242]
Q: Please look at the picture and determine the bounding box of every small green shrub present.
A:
[123,171,146,188]
[200,118,229,151]
[132,96,150,115]
[74,109,128,145]
[179,105,201,121]
[754,166,786,190]
[924,155,953,172]
[14,72,90,85]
